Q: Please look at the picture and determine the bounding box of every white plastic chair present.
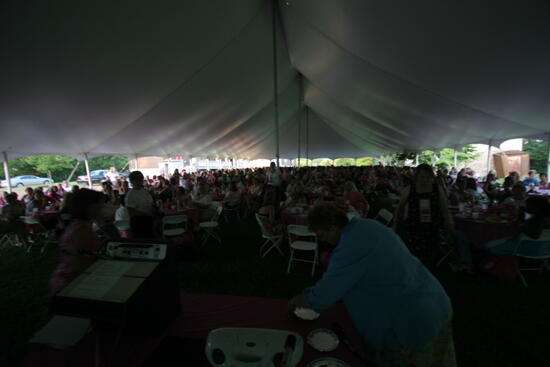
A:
[162,215,188,238]
[255,214,283,257]
[512,231,550,287]
[374,208,393,226]
[0,233,23,249]
[20,216,53,253]
[200,206,223,245]
[287,225,318,276]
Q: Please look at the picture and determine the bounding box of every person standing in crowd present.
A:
[125,171,155,238]
[290,204,456,367]
[393,164,455,266]
[104,166,120,186]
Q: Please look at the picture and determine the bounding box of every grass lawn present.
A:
[1,216,549,366]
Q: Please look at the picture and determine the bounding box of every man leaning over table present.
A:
[289,204,456,367]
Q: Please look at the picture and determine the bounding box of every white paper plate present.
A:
[306,357,350,367]
[307,329,339,352]
[294,307,320,321]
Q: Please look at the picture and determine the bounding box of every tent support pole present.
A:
[486,140,493,175]
[415,154,419,166]
[272,0,280,168]
[297,75,303,168]
[546,132,550,176]
[453,146,458,168]
[305,107,309,166]
[66,160,80,182]
[134,154,139,170]
[83,153,92,188]
[2,152,12,193]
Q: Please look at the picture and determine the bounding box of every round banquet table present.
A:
[454,215,519,249]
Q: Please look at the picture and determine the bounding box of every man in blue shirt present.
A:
[522,170,541,186]
[289,204,456,367]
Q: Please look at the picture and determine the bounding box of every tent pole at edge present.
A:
[2,152,12,193]
[486,139,492,176]
[272,0,280,168]
[83,153,92,189]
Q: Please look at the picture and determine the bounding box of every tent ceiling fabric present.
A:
[1,0,549,161]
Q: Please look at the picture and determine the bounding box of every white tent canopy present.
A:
[1,0,549,161]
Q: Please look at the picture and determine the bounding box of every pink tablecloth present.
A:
[454,216,519,248]
[163,207,200,225]
[32,211,61,230]
[281,211,308,226]
[169,293,367,367]
[23,293,367,367]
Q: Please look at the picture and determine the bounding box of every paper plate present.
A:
[306,357,350,367]
[294,307,320,321]
[307,329,339,352]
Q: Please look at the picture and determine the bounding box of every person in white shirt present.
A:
[193,183,215,221]
[266,162,281,188]
[104,167,120,185]
[115,202,130,223]
[61,181,72,193]
[125,171,155,237]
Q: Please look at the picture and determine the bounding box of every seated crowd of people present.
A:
[2,163,548,367]
[1,164,548,259]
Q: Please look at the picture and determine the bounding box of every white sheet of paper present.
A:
[68,274,120,299]
[30,315,91,348]
[92,260,134,277]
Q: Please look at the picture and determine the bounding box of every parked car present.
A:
[76,170,109,184]
[0,175,53,187]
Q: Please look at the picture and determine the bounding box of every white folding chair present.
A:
[255,214,283,258]
[374,208,393,226]
[20,216,54,253]
[0,233,23,249]
[287,225,318,276]
[162,215,188,238]
[200,206,223,245]
[512,231,550,287]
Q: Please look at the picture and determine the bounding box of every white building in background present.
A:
[468,139,523,174]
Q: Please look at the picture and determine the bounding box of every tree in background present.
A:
[5,155,76,182]
[377,146,479,167]
[356,157,375,166]
[334,158,356,166]
[523,139,549,174]
[295,158,313,167]
[1,155,129,182]
[311,158,333,166]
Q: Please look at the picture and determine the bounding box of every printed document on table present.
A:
[68,274,120,299]
[92,260,134,277]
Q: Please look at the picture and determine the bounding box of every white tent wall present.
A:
[1,0,550,160]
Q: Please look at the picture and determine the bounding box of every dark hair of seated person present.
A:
[307,204,349,232]
[262,189,277,207]
[522,197,550,239]
[70,189,105,220]
[415,164,435,179]
[466,178,477,191]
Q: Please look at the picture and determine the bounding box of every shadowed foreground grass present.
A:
[1,217,549,366]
